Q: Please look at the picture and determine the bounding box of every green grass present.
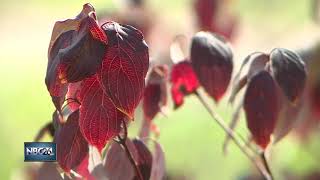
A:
[0,0,319,179]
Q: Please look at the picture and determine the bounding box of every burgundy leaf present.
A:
[211,15,238,41]
[57,16,107,82]
[194,0,217,31]
[46,31,73,112]
[79,76,125,151]
[149,140,166,180]
[54,110,88,172]
[170,60,199,109]
[270,48,306,103]
[103,140,137,180]
[103,138,153,180]
[143,65,168,121]
[311,79,320,117]
[99,21,149,119]
[132,139,153,180]
[36,163,67,180]
[45,3,107,111]
[244,71,280,149]
[191,32,233,102]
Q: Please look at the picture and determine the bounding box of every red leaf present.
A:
[75,154,95,180]
[170,60,199,109]
[98,22,149,119]
[103,140,137,180]
[79,76,125,151]
[66,81,82,111]
[211,15,238,41]
[55,110,88,172]
[143,65,168,121]
[132,139,153,180]
[270,48,306,103]
[103,138,153,180]
[311,80,320,117]
[46,31,73,112]
[191,32,233,102]
[194,0,217,31]
[244,71,280,149]
[45,4,107,112]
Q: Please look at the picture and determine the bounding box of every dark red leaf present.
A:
[54,110,88,172]
[57,16,107,82]
[79,76,125,151]
[46,31,73,112]
[103,139,153,180]
[132,139,153,180]
[311,79,320,117]
[270,48,306,103]
[143,84,162,121]
[98,22,149,119]
[148,140,166,180]
[45,4,107,111]
[211,15,238,41]
[244,71,280,149]
[103,140,137,180]
[194,0,217,31]
[36,163,66,180]
[170,60,199,109]
[191,32,233,102]
[143,65,168,121]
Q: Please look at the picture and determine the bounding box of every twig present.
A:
[194,90,272,180]
[260,152,274,180]
[116,120,144,180]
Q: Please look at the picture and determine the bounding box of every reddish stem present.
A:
[117,120,144,180]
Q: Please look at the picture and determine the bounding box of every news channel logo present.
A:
[24,142,57,162]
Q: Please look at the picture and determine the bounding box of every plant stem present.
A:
[260,152,274,180]
[194,90,272,180]
[117,121,144,180]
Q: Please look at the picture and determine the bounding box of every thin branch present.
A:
[194,90,272,180]
[117,120,144,180]
[34,122,55,141]
[260,152,274,180]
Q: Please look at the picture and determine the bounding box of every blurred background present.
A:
[1,0,320,179]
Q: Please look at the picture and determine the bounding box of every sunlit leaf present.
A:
[79,76,125,151]
[45,3,107,112]
[170,60,199,109]
[98,22,149,119]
